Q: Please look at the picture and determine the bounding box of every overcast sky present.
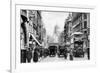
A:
[41,11,69,36]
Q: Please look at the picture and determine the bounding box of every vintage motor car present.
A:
[43,48,49,58]
[58,46,68,59]
[48,46,57,57]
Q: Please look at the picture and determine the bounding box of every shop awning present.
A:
[29,33,42,46]
[71,32,83,36]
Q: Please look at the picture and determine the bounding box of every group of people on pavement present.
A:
[21,45,42,63]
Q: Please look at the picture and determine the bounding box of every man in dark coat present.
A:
[33,49,39,62]
[69,48,73,60]
[87,48,90,60]
[26,48,32,63]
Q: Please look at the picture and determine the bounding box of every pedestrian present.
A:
[64,47,68,59]
[69,49,73,60]
[87,48,90,60]
[26,48,32,63]
[33,49,39,62]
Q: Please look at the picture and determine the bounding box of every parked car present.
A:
[58,46,68,59]
[48,46,57,57]
[37,46,49,58]
[43,48,49,58]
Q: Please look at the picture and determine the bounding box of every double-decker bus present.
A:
[71,32,84,57]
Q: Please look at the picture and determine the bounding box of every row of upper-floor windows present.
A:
[72,20,88,32]
[72,13,88,26]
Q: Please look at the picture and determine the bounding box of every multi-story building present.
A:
[64,13,72,46]
[81,13,90,49]
[21,10,28,47]
[20,10,43,49]
[20,10,44,63]
[58,31,65,45]
[71,12,90,49]
[36,11,42,43]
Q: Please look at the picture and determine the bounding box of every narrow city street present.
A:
[73,54,88,61]
[38,53,88,63]
[40,55,68,62]
[20,10,90,63]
